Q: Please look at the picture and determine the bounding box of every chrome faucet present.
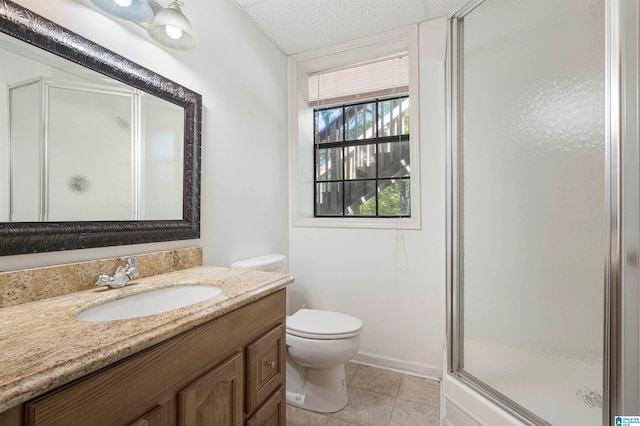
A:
[95,257,140,289]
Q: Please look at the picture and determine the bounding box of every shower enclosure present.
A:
[447,0,639,425]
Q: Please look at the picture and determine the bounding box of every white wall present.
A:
[288,18,448,378]
[0,0,288,271]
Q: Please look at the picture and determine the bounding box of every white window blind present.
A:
[309,56,409,107]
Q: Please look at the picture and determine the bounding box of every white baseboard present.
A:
[352,351,443,380]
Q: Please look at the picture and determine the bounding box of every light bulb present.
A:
[165,25,183,40]
[114,0,132,7]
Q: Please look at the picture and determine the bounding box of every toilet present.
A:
[230,254,363,413]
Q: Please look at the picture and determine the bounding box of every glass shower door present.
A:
[450,0,605,424]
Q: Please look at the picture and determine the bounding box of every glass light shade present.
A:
[165,25,183,40]
[147,2,198,50]
[90,0,153,22]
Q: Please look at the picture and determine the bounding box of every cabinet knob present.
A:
[266,360,276,369]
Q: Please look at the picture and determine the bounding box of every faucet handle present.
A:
[124,257,139,281]
[95,274,111,287]
[126,267,139,280]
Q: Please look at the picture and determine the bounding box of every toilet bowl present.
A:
[285,308,362,413]
[230,254,363,413]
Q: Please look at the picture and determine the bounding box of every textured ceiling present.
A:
[230,0,469,54]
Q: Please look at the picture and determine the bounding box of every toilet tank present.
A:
[230,254,286,273]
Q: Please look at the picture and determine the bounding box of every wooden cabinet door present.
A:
[245,325,286,414]
[246,386,285,426]
[178,352,244,426]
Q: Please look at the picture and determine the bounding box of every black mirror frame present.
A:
[0,0,202,256]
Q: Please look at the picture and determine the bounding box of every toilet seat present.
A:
[286,309,362,340]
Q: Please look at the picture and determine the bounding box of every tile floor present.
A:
[286,363,441,426]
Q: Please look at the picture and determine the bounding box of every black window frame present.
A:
[313,95,411,218]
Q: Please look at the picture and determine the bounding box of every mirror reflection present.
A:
[0,32,184,222]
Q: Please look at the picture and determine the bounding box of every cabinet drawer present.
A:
[245,325,285,414]
[245,386,285,426]
[128,405,162,426]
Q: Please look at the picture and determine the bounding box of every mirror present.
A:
[0,1,202,255]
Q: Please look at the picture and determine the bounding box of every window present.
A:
[314,96,411,217]
[289,25,420,229]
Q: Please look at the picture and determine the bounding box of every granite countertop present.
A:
[0,266,294,413]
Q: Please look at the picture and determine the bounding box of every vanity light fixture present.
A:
[147,1,198,50]
[90,0,154,23]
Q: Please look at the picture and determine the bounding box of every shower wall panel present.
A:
[47,87,133,221]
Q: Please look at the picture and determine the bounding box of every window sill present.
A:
[292,216,421,230]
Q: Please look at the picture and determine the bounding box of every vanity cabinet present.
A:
[13,290,286,426]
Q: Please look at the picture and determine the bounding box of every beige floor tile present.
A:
[389,398,440,426]
[286,366,442,426]
[326,417,362,426]
[286,404,330,426]
[345,361,360,385]
[350,365,403,397]
[332,387,395,426]
[397,375,440,408]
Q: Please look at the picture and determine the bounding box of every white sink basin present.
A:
[76,285,222,321]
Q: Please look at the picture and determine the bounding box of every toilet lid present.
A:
[286,309,362,339]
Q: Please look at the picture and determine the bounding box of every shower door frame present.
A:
[619,0,640,417]
[445,0,627,424]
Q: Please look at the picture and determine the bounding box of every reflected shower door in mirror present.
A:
[2,36,184,222]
